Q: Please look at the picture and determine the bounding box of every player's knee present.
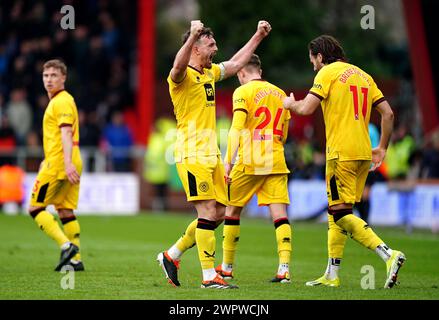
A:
[226,205,242,219]
[194,200,216,219]
[216,203,226,220]
[57,208,75,220]
[28,207,45,219]
[328,207,353,223]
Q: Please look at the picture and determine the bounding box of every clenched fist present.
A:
[257,20,272,37]
[190,20,204,37]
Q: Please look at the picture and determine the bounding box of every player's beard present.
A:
[205,53,215,68]
[205,58,212,68]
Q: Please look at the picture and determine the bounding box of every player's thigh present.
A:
[257,174,289,206]
[326,159,357,206]
[228,168,265,207]
[55,182,80,210]
[211,156,229,206]
[176,156,217,202]
[30,172,64,207]
[355,160,371,202]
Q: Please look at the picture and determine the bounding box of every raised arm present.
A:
[370,100,394,171]
[221,21,271,79]
[170,20,204,83]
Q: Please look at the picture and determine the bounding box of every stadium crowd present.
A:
[0,0,136,170]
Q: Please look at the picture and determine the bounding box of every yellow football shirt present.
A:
[41,90,82,178]
[168,63,224,160]
[309,61,385,161]
[232,80,290,175]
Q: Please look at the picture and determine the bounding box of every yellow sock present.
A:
[222,217,240,265]
[335,213,383,250]
[274,218,292,265]
[195,219,216,270]
[33,210,69,247]
[327,214,347,258]
[176,218,197,252]
[62,217,81,261]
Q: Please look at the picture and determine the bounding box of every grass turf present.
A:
[0,212,438,300]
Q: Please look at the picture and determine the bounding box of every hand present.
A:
[256,20,272,37]
[224,162,233,184]
[370,147,386,172]
[65,163,80,184]
[190,20,204,37]
[283,92,296,111]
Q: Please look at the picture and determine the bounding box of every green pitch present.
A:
[0,212,438,300]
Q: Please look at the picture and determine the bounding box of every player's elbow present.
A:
[225,61,241,76]
[383,107,394,123]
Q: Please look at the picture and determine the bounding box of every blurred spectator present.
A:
[24,130,42,172]
[103,111,133,172]
[32,94,49,134]
[386,124,416,179]
[143,118,176,211]
[5,88,33,145]
[79,110,101,147]
[0,115,17,166]
[79,110,101,171]
[0,93,4,121]
[99,11,120,59]
[0,1,136,171]
[421,129,439,179]
[287,125,325,181]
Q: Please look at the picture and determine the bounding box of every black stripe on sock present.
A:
[330,175,339,201]
[29,207,46,219]
[330,208,353,223]
[197,218,216,230]
[274,218,290,229]
[224,217,240,225]
[37,183,49,203]
[188,171,198,197]
[60,215,77,225]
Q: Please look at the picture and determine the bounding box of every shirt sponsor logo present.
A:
[204,83,215,102]
[313,83,323,90]
[233,98,245,104]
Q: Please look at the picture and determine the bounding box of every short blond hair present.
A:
[43,59,67,75]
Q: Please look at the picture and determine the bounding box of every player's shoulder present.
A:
[346,63,376,85]
[318,61,345,76]
[53,90,74,102]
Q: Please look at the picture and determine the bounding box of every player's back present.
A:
[310,61,385,161]
[233,80,290,175]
